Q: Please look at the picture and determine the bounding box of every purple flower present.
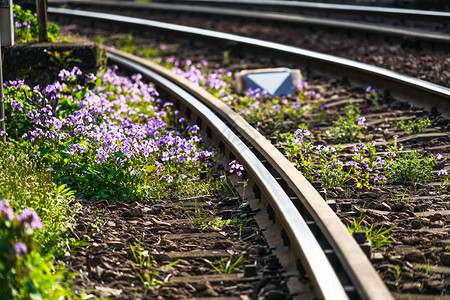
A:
[251,103,260,110]
[437,169,448,176]
[345,161,361,169]
[162,174,173,183]
[229,160,244,177]
[366,86,376,93]
[14,242,28,255]
[375,157,384,169]
[295,128,311,138]
[241,109,250,116]
[433,153,443,160]
[316,145,329,154]
[297,81,308,91]
[0,200,14,220]
[374,175,386,182]
[17,209,43,229]
[356,117,368,127]
[386,151,396,158]
[189,125,200,134]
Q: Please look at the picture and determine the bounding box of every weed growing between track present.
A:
[155,56,449,191]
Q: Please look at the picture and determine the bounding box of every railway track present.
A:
[49,0,450,47]
[152,0,450,31]
[103,47,391,299]
[45,6,450,299]
[48,7,450,114]
[48,0,450,88]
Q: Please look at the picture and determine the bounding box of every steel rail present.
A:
[104,47,394,299]
[105,49,349,300]
[158,0,450,23]
[48,7,450,115]
[51,0,450,22]
[49,0,450,47]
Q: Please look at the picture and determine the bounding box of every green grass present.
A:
[0,142,79,254]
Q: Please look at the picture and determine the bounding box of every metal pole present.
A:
[0,41,5,143]
[37,0,48,42]
[0,0,13,143]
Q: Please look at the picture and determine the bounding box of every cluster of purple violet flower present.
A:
[315,139,446,188]
[170,58,232,99]
[229,160,244,177]
[0,200,43,255]
[3,66,214,200]
[163,57,319,124]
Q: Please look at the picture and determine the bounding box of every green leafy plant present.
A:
[13,4,60,43]
[347,217,396,250]
[415,261,433,275]
[4,67,216,201]
[365,86,379,111]
[316,145,353,188]
[129,238,180,287]
[0,200,73,299]
[346,217,365,236]
[44,50,83,72]
[394,265,402,287]
[0,142,78,254]
[365,223,397,250]
[418,280,425,293]
[395,118,431,134]
[282,125,315,181]
[346,141,380,190]
[384,151,438,184]
[325,102,368,142]
[178,200,212,228]
[205,253,245,274]
[389,189,410,204]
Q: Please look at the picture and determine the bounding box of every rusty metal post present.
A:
[36,0,48,42]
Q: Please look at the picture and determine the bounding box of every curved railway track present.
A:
[48,0,450,88]
[104,47,392,300]
[48,7,450,115]
[45,6,450,299]
[49,0,450,47]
